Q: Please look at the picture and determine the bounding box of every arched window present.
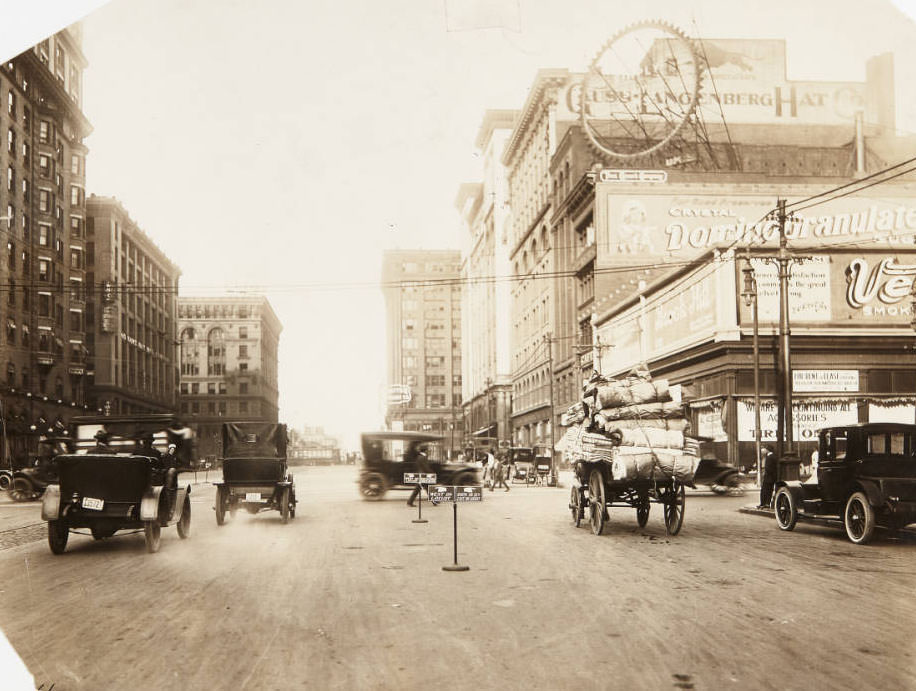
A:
[180,327,199,376]
[207,328,226,376]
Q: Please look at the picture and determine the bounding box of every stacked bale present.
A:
[562,367,698,484]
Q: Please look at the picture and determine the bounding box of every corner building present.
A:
[0,27,92,461]
[177,296,281,460]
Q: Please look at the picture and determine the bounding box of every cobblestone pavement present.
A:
[0,522,45,551]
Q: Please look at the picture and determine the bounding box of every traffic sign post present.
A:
[430,485,482,571]
[404,472,436,523]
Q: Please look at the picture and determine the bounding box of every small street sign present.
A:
[429,485,454,504]
[454,486,482,502]
[403,472,437,485]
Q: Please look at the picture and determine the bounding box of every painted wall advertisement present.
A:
[737,398,858,442]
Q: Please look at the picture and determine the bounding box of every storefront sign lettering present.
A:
[844,257,916,309]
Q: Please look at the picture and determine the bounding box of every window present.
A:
[426,375,445,387]
[207,328,226,375]
[239,382,249,395]
[239,401,249,414]
[70,248,81,269]
[39,154,50,178]
[69,310,81,331]
[38,259,49,281]
[39,120,49,143]
[218,402,226,415]
[6,319,15,344]
[238,344,248,359]
[238,326,248,339]
[239,362,248,372]
[38,224,49,246]
[191,383,200,394]
[207,402,215,414]
[207,382,216,395]
[192,402,199,415]
[39,190,50,213]
[425,356,445,368]
[426,394,446,407]
[218,382,227,395]
[180,328,200,376]
[180,383,188,394]
[7,128,14,154]
[452,393,462,407]
[7,90,14,116]
[69,185,82,206]
[7,166,13,192]
[70,154,81,175]
[70,216,81,237]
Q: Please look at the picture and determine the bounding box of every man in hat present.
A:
[91,429,114,453]
[758,445,777,509]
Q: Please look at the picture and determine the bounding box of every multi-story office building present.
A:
[501,69,580,452]
[177,296,281,459]
[84,195,181,415]
[381,250,463,450]
[455,110,516,448]
[288,425,340,465]
[0,27,92,461]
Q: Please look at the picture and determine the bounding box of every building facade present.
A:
[177,296,282,459]
[456,109,517,449]
[381,249,463,450]
[84,195,181,416]
[288,425,341,465]
[0,28,92,463]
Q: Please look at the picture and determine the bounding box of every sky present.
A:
[3,0,916,450]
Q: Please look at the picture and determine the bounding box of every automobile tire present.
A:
[289,488,297,519]
[279,487,290,524]
[215,486,227,526]
[359,472,386,501]
[0,472,10,490]
[774,487,798,531]
[9,477,34,502]
[177,495,191,539]
[844,491,876,545]
[144,520,161,553]
[48,519,69,555]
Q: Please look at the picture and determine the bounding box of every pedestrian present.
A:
[758,444,777,509]
[493,451,510,492]
[407,444,436,506]
[486,447,497,491]
[91,429,114,453]
[134,433,162,461]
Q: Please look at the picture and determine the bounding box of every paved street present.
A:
[0,466,914,690]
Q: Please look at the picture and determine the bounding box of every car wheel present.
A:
[215,486,227,526]
[177,495,191,539]
[774,487,798,531]
[279,487,290,524]
[48,519,69,555]
[844,491,876,545]
[144,520,161,553]
[9,477,34,502]
[289,488,297,519]
[360,473,386,501]
[0,473,10,491]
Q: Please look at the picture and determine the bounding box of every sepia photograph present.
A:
[0,0,916,688]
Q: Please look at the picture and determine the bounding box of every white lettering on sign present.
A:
[845,257,916,309]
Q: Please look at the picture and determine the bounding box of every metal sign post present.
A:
[430,485,482,571]
[404,472,436,523]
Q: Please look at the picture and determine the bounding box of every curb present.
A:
[738,503,916,537]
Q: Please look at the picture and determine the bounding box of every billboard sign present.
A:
[737,398,859,442]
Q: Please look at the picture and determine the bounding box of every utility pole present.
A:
[544,333,557,486]
[742,251,762,484]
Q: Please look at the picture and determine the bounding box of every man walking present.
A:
[407,444,437,507]
[492,450,510,492]
[758,445,777,509]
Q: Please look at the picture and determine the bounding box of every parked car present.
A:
[214,422,296,524]
[358,431,479,500]
[773,423,916,544]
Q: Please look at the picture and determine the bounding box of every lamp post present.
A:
[741,253,762,485]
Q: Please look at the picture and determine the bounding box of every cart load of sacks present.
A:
[559,368,699,484]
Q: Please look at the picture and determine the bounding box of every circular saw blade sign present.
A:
[387,384,412,406]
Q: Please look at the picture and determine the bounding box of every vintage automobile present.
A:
[214,422,296,524]
[773,423,916,544]
[507,446,534,485]
[358,431,480,500]
[39,415,195,554]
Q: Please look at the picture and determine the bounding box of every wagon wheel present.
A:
[588,469,606,536]
[177,495,191,539]
[215,485,227,526]
[569,485,582,528]
[636,493,650,528]
[661,481,686,536]
[144,520,161,553]
[289,486,297,519]
[48,519,69,555]
[279,487,290,524]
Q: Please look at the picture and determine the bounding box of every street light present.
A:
[741,252,762,486]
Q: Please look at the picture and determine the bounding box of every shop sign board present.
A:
[696,403,728,442]
[793,370,859,393]
[737,398,858,442]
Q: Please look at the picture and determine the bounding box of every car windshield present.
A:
[364,438,445,462]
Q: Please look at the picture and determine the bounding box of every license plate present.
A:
[245,493,262,502]
[82,497,104,511]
